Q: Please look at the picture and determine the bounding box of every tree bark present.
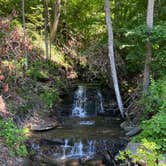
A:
[105,0,124,118]
[143,0,155,92]
[44,0,49,60]
[22,0,28,70]
[50,0,61,42]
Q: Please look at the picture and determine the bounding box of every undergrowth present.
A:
[0,118,28,157]
[134,77,166,152]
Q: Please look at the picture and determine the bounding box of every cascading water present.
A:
[73,141,84,156]
[60,139,96,159]
[88,140,96,155]
[97,90,104,113]
[61,139,70,159]
[72,86,105,118]
[72,86,87,118]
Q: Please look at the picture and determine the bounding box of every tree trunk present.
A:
[143,0,155,92]
[22,0,28,70]
[50,0,61,42]
[44,0,49,60]
[105,0,124,118]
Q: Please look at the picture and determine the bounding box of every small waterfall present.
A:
[72,86,87,118]
[61,139,70,159]
[70,141,84,157]
[88,140,95,155]
[60,139,96,159]
[64,139,69,147]
[97,90,104,113]
[76,141,83,156]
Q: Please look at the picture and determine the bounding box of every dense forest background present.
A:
[0,0,165,165]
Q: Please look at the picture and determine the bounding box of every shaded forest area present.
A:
[0,0,166,165]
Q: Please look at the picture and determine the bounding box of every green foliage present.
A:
[0,118,28,157]
[119,139,163,166]
[123,24,166,75]
[0,0,21,16]
[10,19,22,29]
[26,60,58,80]
[133,111,166,152]
[26,3,44,30]
[134,78,166,152]
[140,78,166,114]
[40,88,59,108]
[26,67,49,81]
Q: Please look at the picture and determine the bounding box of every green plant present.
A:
[26,67,49,80]
[40,88,59,108]
[133,111,166,152]
[119,139,163,166]
[123,23,166,76]
[140,77,166,114]
[0,118,28,157]
[134,77,166,152]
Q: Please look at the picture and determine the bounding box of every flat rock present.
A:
[125,127,141,137]
[123,126,135,132]
[125,142,140,155]
[30,121,58,131]
[40,138,64,145]
[120,121,129,129]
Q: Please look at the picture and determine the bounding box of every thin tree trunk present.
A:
[49,0,52,59]
[105,0,124,118]
[22,0,28,70]
[44,0,49,60]
[143,0,155,92]
[49,34,52,59]
[50,0,61,42]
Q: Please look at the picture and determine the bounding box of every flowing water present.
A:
[97,90,105,113]
[29,85,126,165]
[72,86,87,118]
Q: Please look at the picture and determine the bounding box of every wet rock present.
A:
[65,159,80,166]
[84,159,104,166]
[36,154,64,166]
[102,151,117,166]
[30,121,59,131]
[120,121,130,129]
[125,127,141,137]
[123,126,135,132]
[23,158,33,166]
[40,138,64,146]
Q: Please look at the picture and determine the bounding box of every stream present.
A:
[28,85,127,166]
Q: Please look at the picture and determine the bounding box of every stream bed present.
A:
[28,85,127,166]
